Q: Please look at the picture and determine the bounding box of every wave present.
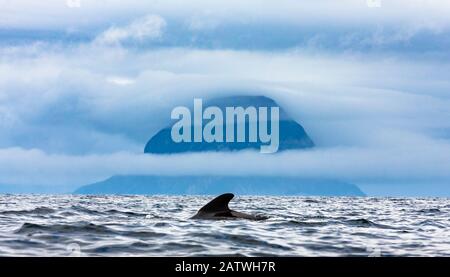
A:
[0,207,55,215]
[15,222,116,235]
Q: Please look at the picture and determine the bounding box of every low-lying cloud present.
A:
[1,140,450,189]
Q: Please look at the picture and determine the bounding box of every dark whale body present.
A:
[191,193,267,220]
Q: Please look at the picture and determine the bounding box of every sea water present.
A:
[0,195,449,256]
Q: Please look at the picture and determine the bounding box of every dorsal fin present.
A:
[198,193,234,213]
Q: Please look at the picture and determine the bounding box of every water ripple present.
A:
[0,195,449,256]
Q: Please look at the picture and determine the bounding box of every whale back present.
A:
[198,193,233,213]
[192,193,267,220]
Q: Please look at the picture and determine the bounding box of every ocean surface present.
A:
[0,195,449,256]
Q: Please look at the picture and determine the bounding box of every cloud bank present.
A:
[1,1,450,195]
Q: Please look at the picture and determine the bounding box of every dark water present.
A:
[0,195,449,256]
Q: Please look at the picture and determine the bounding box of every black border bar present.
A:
[1,257,449,275]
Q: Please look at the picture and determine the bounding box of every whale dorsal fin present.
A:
[199,193,234,213]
